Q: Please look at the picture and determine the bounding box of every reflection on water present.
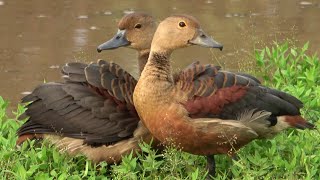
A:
[73,28,89,50]
[0,0,319,110]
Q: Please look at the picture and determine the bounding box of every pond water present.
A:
[0,0,319,110]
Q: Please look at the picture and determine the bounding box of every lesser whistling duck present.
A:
[97,12,156,73]
[133,15,315,177]
[16,13,159,164]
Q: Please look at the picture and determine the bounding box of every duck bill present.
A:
[188,29,223,51]
[97,29,130,53]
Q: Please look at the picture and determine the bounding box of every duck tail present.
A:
[276,115,315,130]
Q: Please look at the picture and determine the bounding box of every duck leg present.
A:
[206,155,216,179]
[232,154,239,161]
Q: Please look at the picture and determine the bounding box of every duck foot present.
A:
[206,155,216,179]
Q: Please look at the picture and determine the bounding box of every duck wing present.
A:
[17,60,139,146]
[176,61,313,130]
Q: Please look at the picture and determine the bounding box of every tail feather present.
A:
[237,109,272,137]
[280,115,315,130]
[237,109,271,125]
[269,115,315,136]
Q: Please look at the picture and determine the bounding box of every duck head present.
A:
[150,15,223,53]
[97,12,156,52]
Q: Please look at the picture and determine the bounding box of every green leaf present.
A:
[291,48,297,57]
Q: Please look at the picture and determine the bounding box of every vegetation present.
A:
[0,42,319,179]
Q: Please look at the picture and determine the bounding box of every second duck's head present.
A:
[97,12,156,52]
[150,15,223,53]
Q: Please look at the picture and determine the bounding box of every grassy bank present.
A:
[0,42,319,179]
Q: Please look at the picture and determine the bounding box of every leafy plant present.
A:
[255,42,320,122]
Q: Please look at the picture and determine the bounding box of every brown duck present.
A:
[133,15,315,177]
[16,13,158,163]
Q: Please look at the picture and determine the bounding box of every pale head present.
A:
[150,15,223,53]
[97,12,156,52]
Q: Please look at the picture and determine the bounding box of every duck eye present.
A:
[179,22,186,27]
[134,23,142,29]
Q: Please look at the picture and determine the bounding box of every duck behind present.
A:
[16,13,159,164]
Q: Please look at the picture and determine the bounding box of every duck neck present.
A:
[144,50,173,83]
[137,49,150,74]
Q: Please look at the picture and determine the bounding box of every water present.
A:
[0,0,319,110]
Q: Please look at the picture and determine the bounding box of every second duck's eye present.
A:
[134,23,142,29]
[179,22,186,27]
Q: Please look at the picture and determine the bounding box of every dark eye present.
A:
[134,23,142,29]
[179,22,186,27]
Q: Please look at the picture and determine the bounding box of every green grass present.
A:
[0,42,319,179]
